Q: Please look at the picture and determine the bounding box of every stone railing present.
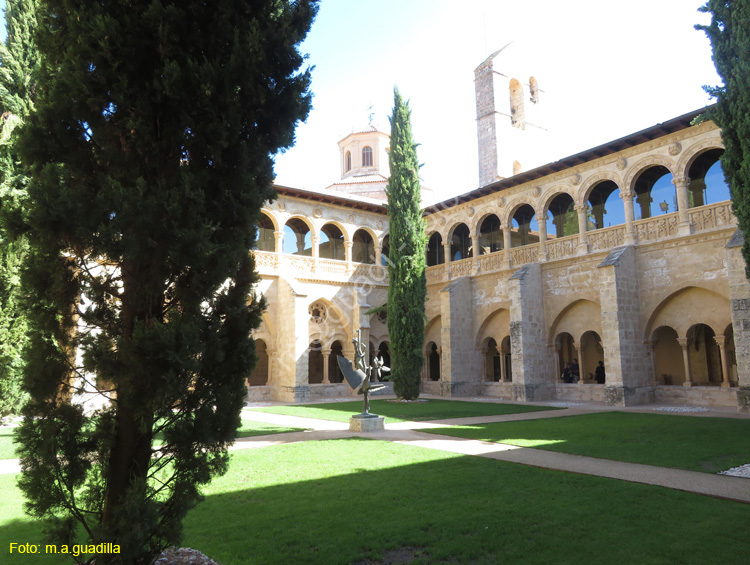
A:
[317,258,348,275]
[253,250,277,273]
[587,225,626,252]
[477,250,506,273]
[689,201,735,234]
[546,235,579,260]
[426,264,446,285]
[634,213,678,243]
[509,243,539,266]
[449,256,474,278]
[353,263,389,283]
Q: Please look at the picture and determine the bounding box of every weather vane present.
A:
[367,104,375,126]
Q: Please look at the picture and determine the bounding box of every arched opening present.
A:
[352,229,375,264]
[580,331,604,383]
[319,223,345,261]
[556,332,575,383]
[652,326,684,385]
[381,234,390,266]
[328,340,344,384]
[546,193,578,239]
[509,78,525,128]
[428,342,440,381]
[248,339,269,385]
[362,146,373,167]
[687,324,722,385]
[484,337,501,382]
[634,166,675,220]
[283,218,312,255]
[529,76,539,104]
[688,149,730,207]
[510,204,539,247]
[501,336,512,382]
[377,342,391,371]
[426,232,445,266]
[587,181,624,230]
[308,340,324,384]
[478,214,503,254]
[255,214,276,252]
[345,150,352,172]
[450,223,472,261]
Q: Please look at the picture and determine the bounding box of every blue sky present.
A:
[1,1,721,202]
[272,0,721,201]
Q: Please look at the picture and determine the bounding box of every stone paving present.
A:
[2,396,749,504]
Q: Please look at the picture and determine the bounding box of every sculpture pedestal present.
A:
[349,414,385,432]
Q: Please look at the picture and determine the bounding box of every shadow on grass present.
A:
[3,439,749,564]
[421,411,750,473]
[0,426,18,460]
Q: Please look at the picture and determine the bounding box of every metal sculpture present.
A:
[337,329,388,416]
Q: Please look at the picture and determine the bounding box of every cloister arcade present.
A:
[247,112,750,411]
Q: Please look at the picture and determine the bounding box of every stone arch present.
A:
[623,154,677,196]
[507,202,540,248]
[328,339,345,384]
[502,199,540,228]
[580,171,625,203]
[426,342,441,381]
[686,148,730,208]
[308,339,324,384]
[318,219,352,244]
[426,231,445,266]
[644,286,731,341]
[448,221,472,261]
[475,308,511,348]
[539,184,576,214]
[319,222,347,261]
[248,339,269,386]
[651,325,684,385]
[282,215,314,255]
[686,323,722,385]
[476,308,511,383]
[548,299,603,346]
[259,208,281,232]
[545,192,578,239]
[675,136,724,177]
[470,205,503,236]
[307,297,352,345]
[352,227,377,264]
[476,213,504,254]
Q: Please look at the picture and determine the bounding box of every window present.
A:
[345,151,352,172]
[362,146,373,167]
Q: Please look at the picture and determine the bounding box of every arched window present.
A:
[362,146,373,167]
[255,214,275,251]
[587,181,624,230]
[381,234,390,266]
[248,339,269,385]
[283,218,312,255]
[478,215,503,254]
[546,194,578,238]
[688,149,730,207]
[308,340,324,384]
[345,151,352,173]
[319,224,345,261]
[509,78,525,128]
[634,166,674,220]
[329,341,344,383]
[529,76,539,104]
[352,229,375,264]
[450,223,471,261]
[426,232,444,266]
[510,205,539,247]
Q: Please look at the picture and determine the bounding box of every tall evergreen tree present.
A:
[0,0,39,416]
[385,88,427,400]
[15,1,318,562]
[697,2,750,275]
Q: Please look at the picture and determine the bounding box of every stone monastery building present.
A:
[248,50,750,412]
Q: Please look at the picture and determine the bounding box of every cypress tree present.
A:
[15,1,318,562]
[386,88,427,400]
[697,2,750,276]
[0,0,39,416]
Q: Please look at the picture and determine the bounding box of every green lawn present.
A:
[0,420,304,461]
[421,411,750,472]
[252,398,558,423]
[2,439,749,564]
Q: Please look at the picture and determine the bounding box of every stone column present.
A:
[439,277,481,396]
[677,337,693,387]
[725,230,750,411]
[443,241,452,263]
[575,204,589,254]
[311,235,320,272]
[574,342,584,384]
[503,225,513,268]
[621,193,636,245]
[648,340,660,386]
[714,336,732,388]
[322,348,331,384]
[500,349,508,382]
[673,175,692,236]
[274,230,283,267]
[508,263,555,401]
[344,240,353,274]
[554,344,561,384]
[375,243,382,267]
[480,347,489,381]
[266,348,276,384]
[536,213,548,261]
